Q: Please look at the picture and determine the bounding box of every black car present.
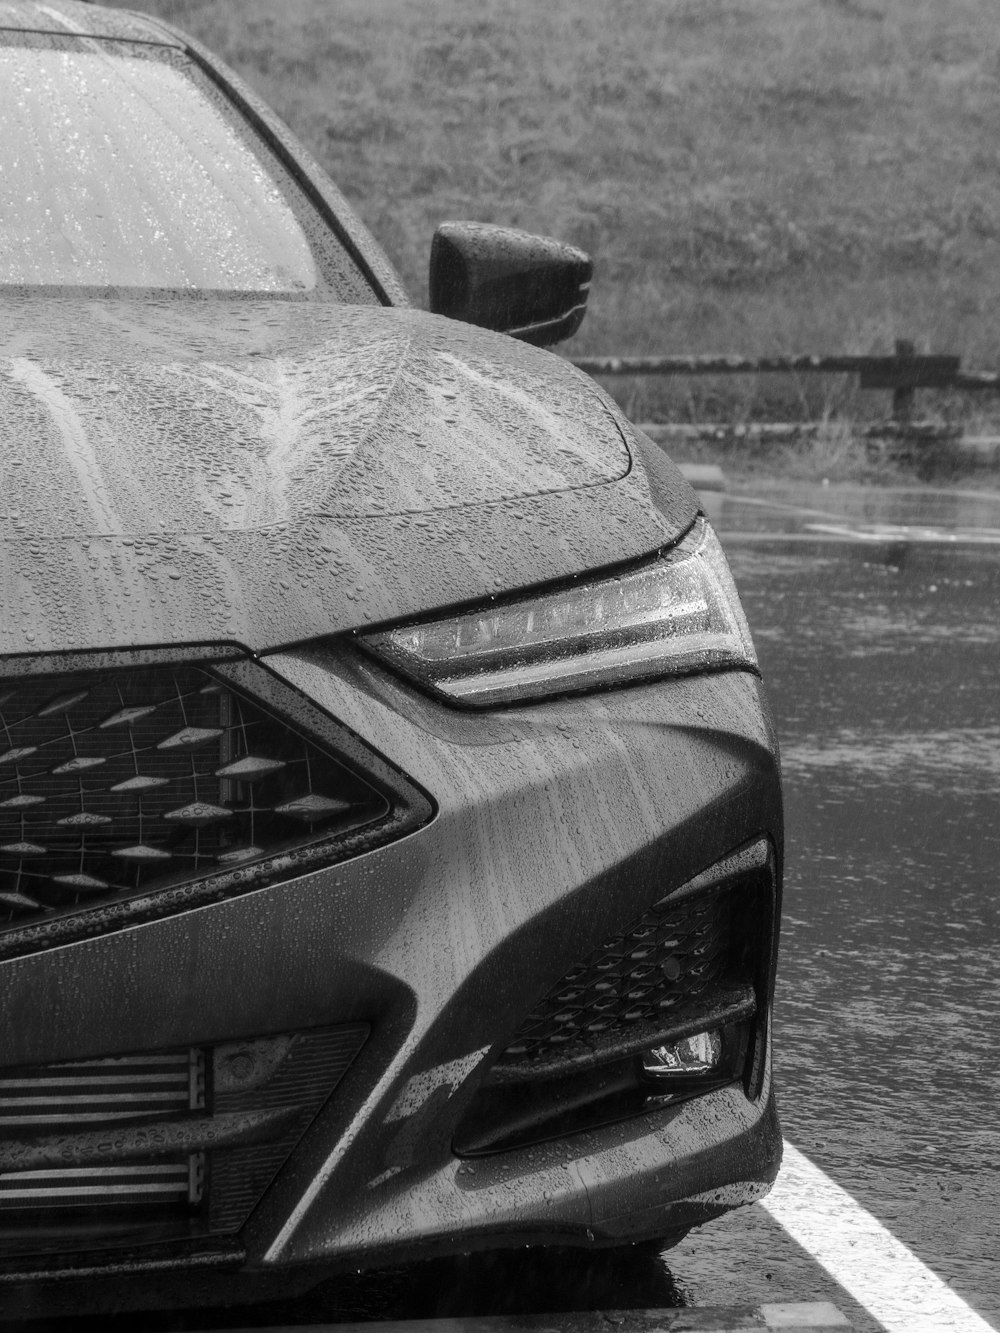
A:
[0,0,782,1316]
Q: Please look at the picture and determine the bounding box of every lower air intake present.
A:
[455,840,775,1155]
[498,888,736,1070]
[0,1161,202,1213]
[0,1026,367,1256]
[495,840,773,1079]
[0,1051,204,1130]
[0,1051,206,1218]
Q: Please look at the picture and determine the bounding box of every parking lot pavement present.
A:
[696,482,1000,1333]
[666,1139,996,1332]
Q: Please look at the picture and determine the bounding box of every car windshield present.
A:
[0,33,361,297]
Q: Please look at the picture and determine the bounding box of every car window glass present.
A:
[0,34,371,299]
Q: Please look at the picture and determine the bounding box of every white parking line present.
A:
[763,1142,996,1332]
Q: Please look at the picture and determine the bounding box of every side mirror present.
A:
[428,221,592,347]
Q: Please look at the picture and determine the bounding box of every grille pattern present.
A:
[499,884,744,1067]
[0,1027,367,1243]
[208,1025,368,1233]
[0,666,386,928]
[0,1051,203,1128]
[0,1160,202,1211]
[0,1052,205,1212]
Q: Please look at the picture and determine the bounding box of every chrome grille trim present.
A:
[0,1159,201,1208]
[0,1052,203,1128]
[0,1052,206,1211]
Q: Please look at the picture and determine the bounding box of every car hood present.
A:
[0,298,696,657]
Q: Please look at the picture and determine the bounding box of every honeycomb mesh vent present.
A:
[0,665,387,927]
[498,881,753,1070]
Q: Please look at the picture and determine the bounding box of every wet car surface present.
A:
[0,0,782,1318]
[10,481,995,1333]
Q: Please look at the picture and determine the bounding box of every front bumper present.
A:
[0,642,781,1311]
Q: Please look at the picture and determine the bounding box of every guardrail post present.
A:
[892,339,916,423]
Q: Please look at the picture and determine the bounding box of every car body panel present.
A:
[0,0,178,42]
[0,298,695,656]
[0,654,780,1275]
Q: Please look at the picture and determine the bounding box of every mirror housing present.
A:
[429,221,592,347]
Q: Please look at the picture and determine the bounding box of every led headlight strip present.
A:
[360,517,757,708]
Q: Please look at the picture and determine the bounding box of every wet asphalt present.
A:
[669,481,1000,1330]
[18,481,1000,1331]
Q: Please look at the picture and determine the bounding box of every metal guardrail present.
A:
[573,339,1000,425]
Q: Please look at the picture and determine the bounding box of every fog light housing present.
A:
[642,1029,722,1077]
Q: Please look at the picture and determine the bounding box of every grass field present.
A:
[109,0,1000,467]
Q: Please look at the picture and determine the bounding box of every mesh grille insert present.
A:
[457,842,774,1154]
[0,665,387,928]
[498,875,762,1074]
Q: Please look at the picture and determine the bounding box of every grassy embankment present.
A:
[115,0,1000,478]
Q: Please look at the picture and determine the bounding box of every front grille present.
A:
[0,664,388,930]
[496,839,773,1077]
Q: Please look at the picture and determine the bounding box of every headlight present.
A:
[359,517,757,708]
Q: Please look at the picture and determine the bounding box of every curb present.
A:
[206,1303,851,1333]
